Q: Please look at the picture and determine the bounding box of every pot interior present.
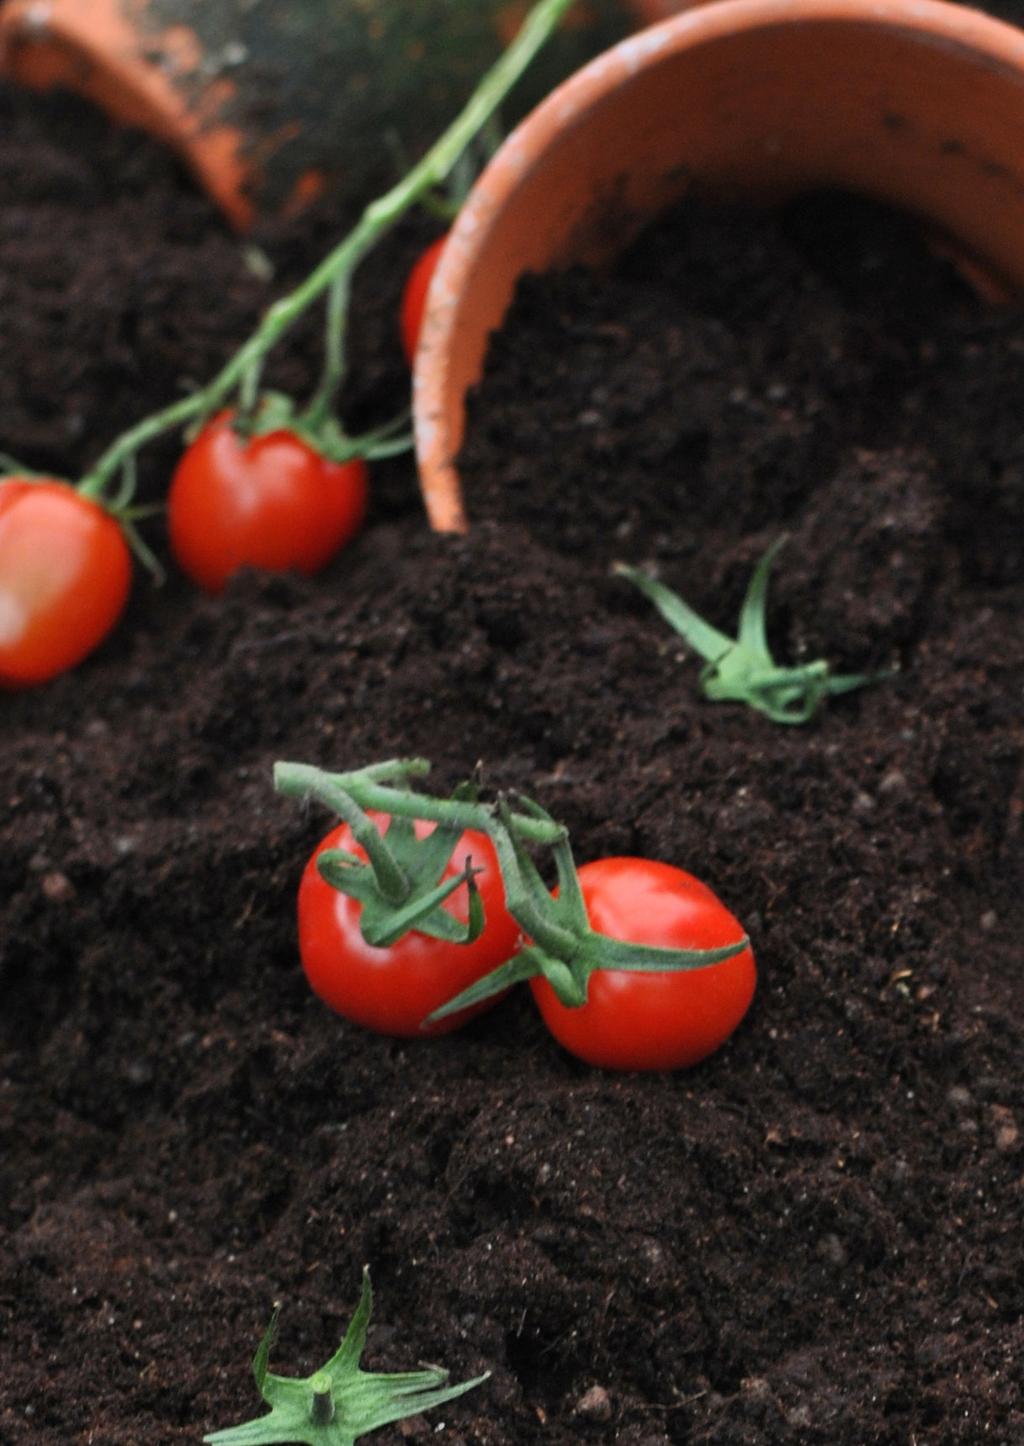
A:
[416,0,1024,530]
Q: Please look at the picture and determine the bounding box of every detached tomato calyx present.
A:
[205,1269,488,1446]
[427,795,749,1024]
[616,536,893,725]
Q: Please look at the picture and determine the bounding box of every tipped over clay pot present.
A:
[0,0,695,229]
[413,0,1024,533]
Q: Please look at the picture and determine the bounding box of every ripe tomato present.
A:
[298,815,521,1038]
[400,235,447,364]
[531,858,756,1071]
[0,478,131,687]
[168,411,368,593]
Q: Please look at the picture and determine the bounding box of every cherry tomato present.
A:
[531,858,756,1071]
[168,411,368,593]
[298,814,520,1038]
[0,478,131,687]
[400,235,447,364]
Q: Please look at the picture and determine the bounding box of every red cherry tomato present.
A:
[298,815,520,1038]
[168,411,368,594]
[0,478,131,687]
[531,858,756,1071]
[400,235,447,364]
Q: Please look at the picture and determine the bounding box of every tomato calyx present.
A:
[225,389,412,465]
[616,536,893,724]
[205,1269,487,1446]
[428,794,749,1023]
[277,760,488,948]
[317,811,485,949]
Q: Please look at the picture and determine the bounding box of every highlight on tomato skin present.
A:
[297,816,521,1039]
[167,411,369,594]
[531,857,757,1072]
[0,478,132,688]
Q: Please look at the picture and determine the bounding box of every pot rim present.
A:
[412,0,1024,533]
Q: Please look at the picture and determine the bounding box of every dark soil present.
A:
[2,42,1023,1446]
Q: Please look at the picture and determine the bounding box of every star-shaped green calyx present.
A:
[616,537,891,724]
[205,1271,488,1446]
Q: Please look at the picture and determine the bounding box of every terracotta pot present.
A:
[413,0,1024,533]
[0,0,696,230]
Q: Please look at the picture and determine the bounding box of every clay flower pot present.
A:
[0,0,691,230]
[413,0,1024,533]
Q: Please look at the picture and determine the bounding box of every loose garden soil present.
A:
[2,26,1023,1446]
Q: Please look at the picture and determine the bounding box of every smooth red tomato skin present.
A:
[530,857,756,1071]
[168,412,368,593]
[400,235,447,363]
[0,478,131,687]
[297,815,520,1038]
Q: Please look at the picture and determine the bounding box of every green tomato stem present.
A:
[75,0,578,503]
[273,760,565,847]
[303,272,352,431]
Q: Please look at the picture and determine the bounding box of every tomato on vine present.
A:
[530,857,755,1071]
[286,770,521,1037]
[425,793,755,1070]
[400,235,447,363]
[0,2,571,645]
[277,760,755,1069]
[168,410,368,594]
[0,477,132,687]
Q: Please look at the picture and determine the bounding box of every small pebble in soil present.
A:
[574,1384,613,1421]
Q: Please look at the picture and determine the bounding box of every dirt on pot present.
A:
[2,39,1023,1446]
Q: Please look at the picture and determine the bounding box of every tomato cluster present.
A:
[293,802,755,1072]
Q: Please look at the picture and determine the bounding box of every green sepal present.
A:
[585,933,747,974]
[227,391,412,465]
[204,1270,488,1446]
[308,410,413,464]
[616,538,892,724]
[425,949,545,1024]
[319,848,484,947]
[427,922,748,1023]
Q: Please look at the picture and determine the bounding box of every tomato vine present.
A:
[1,0,578,674]
[275,758,755,1069]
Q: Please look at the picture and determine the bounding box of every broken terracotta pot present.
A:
[412,0,1024,533]
[0,0,694,229]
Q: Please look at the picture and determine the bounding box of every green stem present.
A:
[304,272,351,429]
[273,761,564,848]
[76,0,578,502]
